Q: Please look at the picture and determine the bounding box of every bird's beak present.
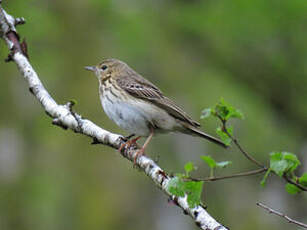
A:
[84,66,96,72]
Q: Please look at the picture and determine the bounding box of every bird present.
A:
[85,59,226,161]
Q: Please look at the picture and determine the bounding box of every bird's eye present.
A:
[101,65,108,70]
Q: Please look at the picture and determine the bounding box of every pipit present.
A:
[85,59,226,161]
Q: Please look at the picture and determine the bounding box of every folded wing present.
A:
[116,75,200,127]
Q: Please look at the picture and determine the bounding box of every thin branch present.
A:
[189,168,266,182]
[218,116,307,192]
[283,175,307,192]
[257,202,307,229]
[221,120,265,168]
[0,5,228,230]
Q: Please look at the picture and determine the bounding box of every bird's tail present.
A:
[181,123,228,149]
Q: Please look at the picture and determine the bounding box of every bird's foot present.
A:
[118,136,141,153]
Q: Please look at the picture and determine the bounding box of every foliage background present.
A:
[0,0,307,229]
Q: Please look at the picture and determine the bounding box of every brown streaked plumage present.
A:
[85,59,226,162]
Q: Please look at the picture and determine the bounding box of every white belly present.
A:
[99,88,180,136]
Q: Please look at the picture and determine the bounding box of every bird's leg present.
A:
[119,135,141,153]
[134,128,154,164]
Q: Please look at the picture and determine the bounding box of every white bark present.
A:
[0,4,228,230]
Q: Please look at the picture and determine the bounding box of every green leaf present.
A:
[184,181,203,208]
[283,152,300,172]
[201,108,213,119]
[184,162,195,176]
[201,155,216,169]
[215,99,229,120]
[167,175,204,209]
[285,183,301,195]
[260,168,271,187]
[299,173,307,186]
[167,175,185,197]
[69,99,78,106]
[214,98,244,121]
[216,126,232,146]
[269,152,285,177]
[227,108,244,120]
[270,152,300,177]
[226,126,233,135]
[216,161,232,168]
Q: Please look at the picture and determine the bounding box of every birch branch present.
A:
[0,4,228,230]
[257,202,307,229]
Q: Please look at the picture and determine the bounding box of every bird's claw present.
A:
[117,136,146,166]
[118,136,141,153]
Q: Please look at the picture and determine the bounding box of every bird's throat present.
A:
[100,74,111,85]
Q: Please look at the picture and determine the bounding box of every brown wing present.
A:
[116,75,200,127]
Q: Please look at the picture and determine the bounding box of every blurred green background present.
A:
[1,0,307,229]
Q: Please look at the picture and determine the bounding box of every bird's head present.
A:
[85,58,128,83]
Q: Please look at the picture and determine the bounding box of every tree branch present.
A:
[189,168,266,182]
[0,4,228,230]
[220,119,307,192]
[257,202,307,229]
[283,175,307,192]
[221,120,265,168]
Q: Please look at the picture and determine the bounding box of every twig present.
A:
[0,4,228,230]
[283,175,307,192]
[219,116,307,192]
[189,168,266,182]
[221,120,265,168]
[257,202,307,229]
